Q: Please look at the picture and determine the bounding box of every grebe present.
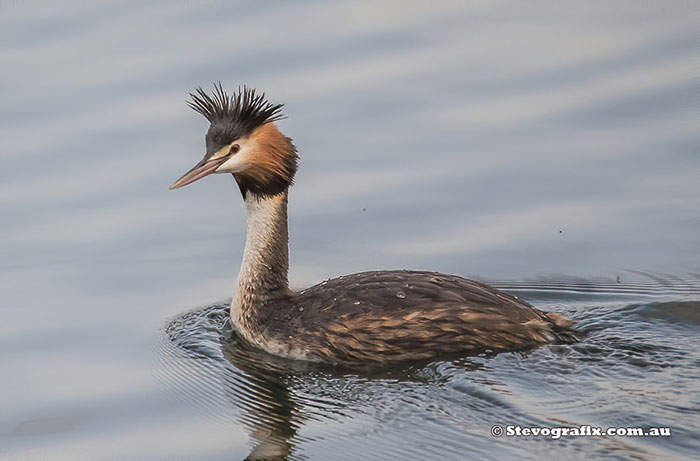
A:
[170,84,577,366]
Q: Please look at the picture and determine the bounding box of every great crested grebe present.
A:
[170,84,577,365]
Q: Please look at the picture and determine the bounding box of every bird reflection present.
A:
[219,328,304,460]
[217,323,487,460]
[160,303,486,460]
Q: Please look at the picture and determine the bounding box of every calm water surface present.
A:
[1,1,698,460]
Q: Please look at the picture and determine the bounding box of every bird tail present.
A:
[544,312,580,343]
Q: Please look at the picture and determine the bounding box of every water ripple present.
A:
[156,277,700,460]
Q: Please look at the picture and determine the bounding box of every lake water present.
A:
[1,1,698,460]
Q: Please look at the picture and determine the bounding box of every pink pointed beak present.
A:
[169,155,230,190]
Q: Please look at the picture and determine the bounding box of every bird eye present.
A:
[230,144,240,155]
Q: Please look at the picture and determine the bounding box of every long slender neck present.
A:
[231,190,290,328]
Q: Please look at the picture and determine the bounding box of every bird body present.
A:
[171,84,577,365]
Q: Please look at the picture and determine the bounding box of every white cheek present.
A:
[216,146,252,173]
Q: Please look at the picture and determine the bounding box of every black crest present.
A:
[188,83,285,154]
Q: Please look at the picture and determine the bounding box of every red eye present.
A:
[230,144,240,155]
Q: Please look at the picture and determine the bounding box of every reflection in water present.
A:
[157,277,700,460]
[220,329,302,460]
[219,319,491,460]
[161,304,301,459]
[161,303,490,460]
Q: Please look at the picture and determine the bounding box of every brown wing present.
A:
[291,270,576,364]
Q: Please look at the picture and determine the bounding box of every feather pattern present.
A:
[240,270,579,366]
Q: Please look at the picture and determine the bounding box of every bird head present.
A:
[170,84,298,197]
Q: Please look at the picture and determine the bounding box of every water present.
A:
[1,1,698,460]
[157,286,700,460]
